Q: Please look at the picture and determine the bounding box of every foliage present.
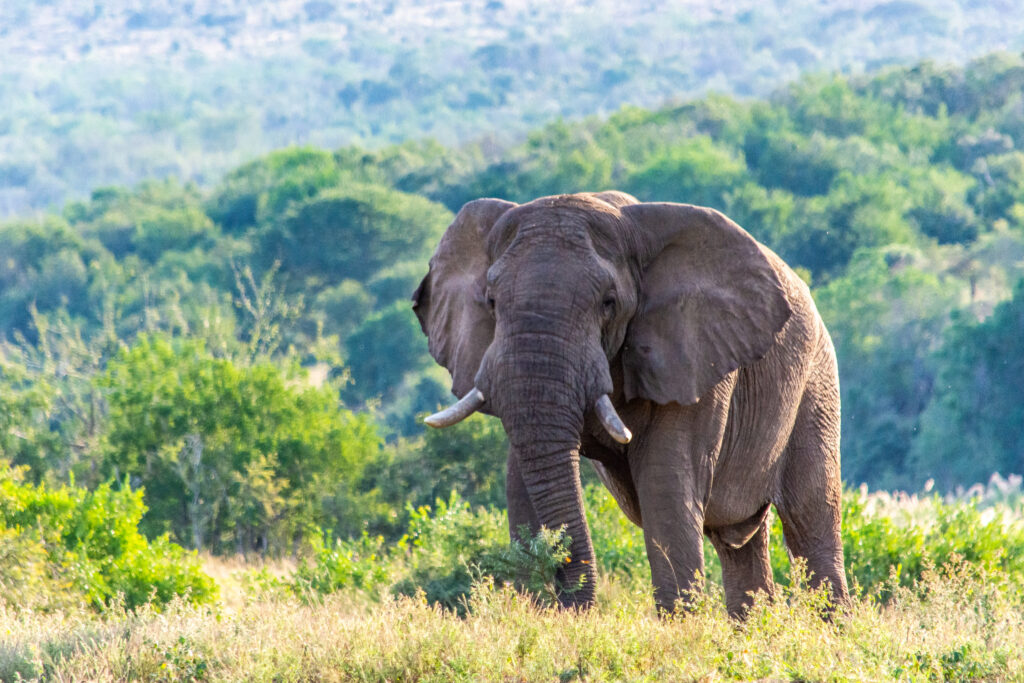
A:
[911,278,1024,488]
[341,301,432,407]
[258,184,450,286]
[98,334,387,554]
[624,135,749,208]
[0,460,215,611]
[838,486,1024,596]
[6,2,1024,219]
[289,531,391,602]
[813,246,962,488]
[376,413,510,517]
[363,492,575,612]
[748,482,1024,601]
[0,308,111,484]
[389,493,512,612]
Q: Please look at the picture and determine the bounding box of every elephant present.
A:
[412,191,849,616]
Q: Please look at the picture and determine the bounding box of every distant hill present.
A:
[4,51,1024,491]
[2,0,1024,217]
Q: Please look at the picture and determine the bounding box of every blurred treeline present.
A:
[4,0,1024,216]
[3,53,1024,555]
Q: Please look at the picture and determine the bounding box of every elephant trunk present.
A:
[488,331,600,608]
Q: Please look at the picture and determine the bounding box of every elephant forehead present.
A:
[489,201,628,262]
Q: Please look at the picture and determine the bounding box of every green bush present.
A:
[0,523,72,611]
[761,487,1024,597]
[840,488,1024,595]
[252,493,573,611]
[0,461,216,610]
[390,492,510,612]
[99,334,388,553]
[389,492,573,612]
[290,531,391,602]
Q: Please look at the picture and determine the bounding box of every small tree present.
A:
[98,335,387,554]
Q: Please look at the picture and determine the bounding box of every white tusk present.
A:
[424,388,486,428]
[595,394,632,444]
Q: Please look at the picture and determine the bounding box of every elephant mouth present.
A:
[424,388,632,444]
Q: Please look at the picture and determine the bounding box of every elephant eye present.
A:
[602,294,616,315]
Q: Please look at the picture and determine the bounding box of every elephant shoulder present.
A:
[760,245,820,327]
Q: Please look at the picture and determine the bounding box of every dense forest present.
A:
[4,0,1024,216]
[3,50,1024,559]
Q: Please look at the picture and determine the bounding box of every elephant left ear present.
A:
[621,203,792,406]
[412,198,515,398]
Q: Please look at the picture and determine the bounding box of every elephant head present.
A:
[412,192,791,606]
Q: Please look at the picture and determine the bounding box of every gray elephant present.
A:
[413,191,849,616]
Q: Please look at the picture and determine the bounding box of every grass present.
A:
[2,560,1022,681]
[4,479,1024,680]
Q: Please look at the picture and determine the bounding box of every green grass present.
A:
[4,481,1024,680]
[2,562,1022,681]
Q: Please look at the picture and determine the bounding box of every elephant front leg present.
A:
[639,487,707,614]
[631,424,711,614]
[630,396,731,614]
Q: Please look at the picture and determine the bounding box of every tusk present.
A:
[424,388,485,428]
[595,394,632,444]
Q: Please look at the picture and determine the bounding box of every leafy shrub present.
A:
[0,524,73,611]
[390,492,573,612]
[761,486,1024,597]
[290,531,391,602]
[99,334,388,553]
[390,493,509,612]
[494,525,578,606]
[0,461,216,611]
[840,487,1024,595]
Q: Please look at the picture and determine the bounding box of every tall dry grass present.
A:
[3,561,1021,681]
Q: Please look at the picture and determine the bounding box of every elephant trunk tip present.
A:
[424,387,485,428]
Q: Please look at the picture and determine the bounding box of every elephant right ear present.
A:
[621,202,792,406]
[412,198,516,397]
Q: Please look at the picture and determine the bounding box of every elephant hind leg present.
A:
[775,358,850,607]
[708,506,775,618]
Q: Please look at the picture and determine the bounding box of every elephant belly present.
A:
[705,502,771,548]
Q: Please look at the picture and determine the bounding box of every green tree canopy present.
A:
[99,335,386,554]
[911,279,1024,489]
[257,184,452,288]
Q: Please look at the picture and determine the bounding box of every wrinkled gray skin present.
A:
[413,192,849,616]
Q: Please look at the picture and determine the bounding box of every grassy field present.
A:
[4,480,1024,681]
[2,556,1023,681]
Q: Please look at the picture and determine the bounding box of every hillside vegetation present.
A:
[4,53,1024,519]
[4,48,1024,680]
[4,0,1024,216]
